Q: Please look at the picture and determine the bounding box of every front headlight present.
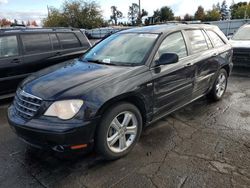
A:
[44,100,84,120]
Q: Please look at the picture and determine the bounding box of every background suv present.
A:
[8,24,233,160]
[0,27,91,99]
[230,24,250,67]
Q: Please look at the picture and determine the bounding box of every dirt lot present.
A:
[0,68,249,188]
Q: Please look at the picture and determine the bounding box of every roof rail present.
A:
[180,20,202,24]
[0,27,79,33]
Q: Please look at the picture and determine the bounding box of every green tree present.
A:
[230,2,250,19]
[110,6,123,25]
[235,3,250,19]
[153,9,161,22]
[205,9,221,21]
[194,6,205,21]
[43,7,68,27]
[183,13,193,21]
[153,6,174,23]
[175,16,181,21]
[159,6,174,22]
[43,0,105,29]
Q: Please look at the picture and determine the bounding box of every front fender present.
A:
[82,71,154,122]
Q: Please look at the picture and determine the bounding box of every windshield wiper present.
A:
[83,59,117,66]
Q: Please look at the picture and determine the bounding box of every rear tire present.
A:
[96,102,142,160]
[208,69,228,101]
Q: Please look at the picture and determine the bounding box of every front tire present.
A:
[96,102,142,160]
[209,69,228,101]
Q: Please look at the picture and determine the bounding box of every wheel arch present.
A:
[95,92,148,127]
[221,64,230,76]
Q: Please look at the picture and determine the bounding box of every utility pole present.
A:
[244,6,247,19]
[138,0,141,25]
[47,5,50,17]
[139,0,141,18]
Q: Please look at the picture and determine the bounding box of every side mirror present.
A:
[156,53,179,66]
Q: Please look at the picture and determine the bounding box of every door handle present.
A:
[185,63,193,67]
[56,52,62,56]
[212,52,218,57]
[11,58,21,63]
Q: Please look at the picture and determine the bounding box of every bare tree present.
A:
[110,6,123,25]
[128,3,139,25]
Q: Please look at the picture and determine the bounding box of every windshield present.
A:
[82,33,159,66]
[232,26,250,40]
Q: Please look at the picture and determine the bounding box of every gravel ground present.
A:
[0,67,249,188]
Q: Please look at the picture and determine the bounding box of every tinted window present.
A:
[186,30,208,53]
[202,30,213,48]
[21,34,52,54]
[207,30,225,47]
[156,32,187,60]
[57,33,81,49]
[50,34,61,50]
[0,35,18,58]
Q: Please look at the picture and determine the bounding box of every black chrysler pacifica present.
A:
[8,24,233,160]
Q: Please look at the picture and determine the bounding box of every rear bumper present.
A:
[8,105,99,152]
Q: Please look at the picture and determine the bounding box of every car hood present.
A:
[21,60,146,100]
[229,39,250,48]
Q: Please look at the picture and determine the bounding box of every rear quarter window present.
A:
[21,34,52,54]
[186,30,209,54]
[49,33,61,50]
[202,30,213,49]
[57,33,81,49]
[207,30,225,47]
[0,35,19,58]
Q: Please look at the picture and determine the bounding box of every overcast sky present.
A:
[0,0,241,25]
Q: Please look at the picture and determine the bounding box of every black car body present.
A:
[0,28,91,99]
[8,24,233,159]
[230,24,250,67]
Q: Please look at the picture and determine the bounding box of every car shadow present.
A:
[0,97,13,106]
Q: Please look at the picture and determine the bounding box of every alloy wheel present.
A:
[215,73,226,98]
[106,111,138,153]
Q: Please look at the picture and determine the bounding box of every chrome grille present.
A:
[14,89,42,119]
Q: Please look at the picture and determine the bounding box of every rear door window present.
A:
[207,30,225,47]
[21,34,52,54]
[0,35,19,58]
[57,33,81,49]
[186,30,209,54]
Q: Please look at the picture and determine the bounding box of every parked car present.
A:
[8,24,233,160]
[0,27,91,99]
[229,24,250,67]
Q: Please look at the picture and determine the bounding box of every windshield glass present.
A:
[82,33,159,66]
[232,26,250,40]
